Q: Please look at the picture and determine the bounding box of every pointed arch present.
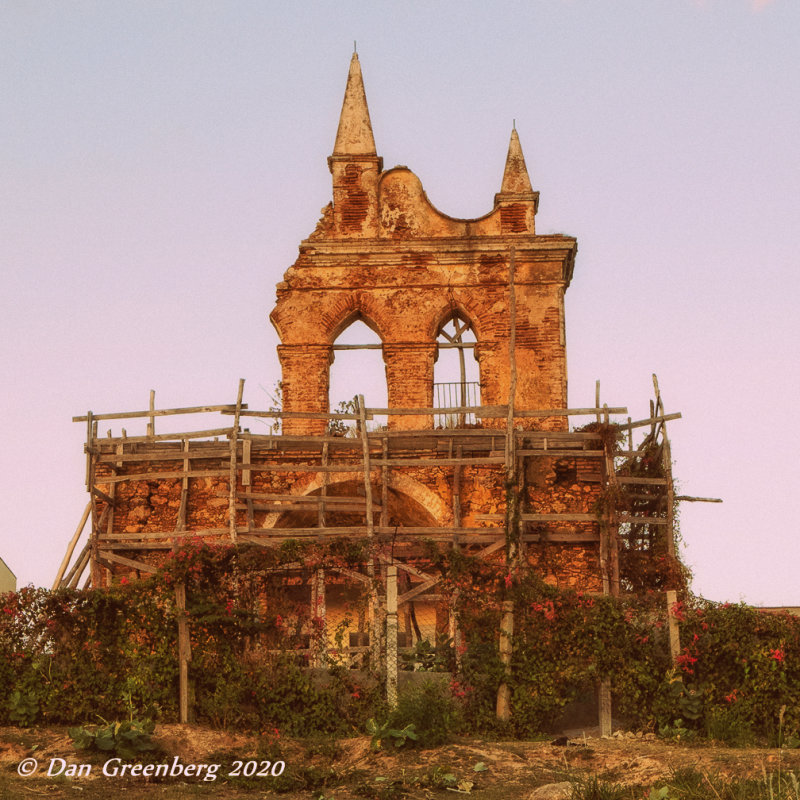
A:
[433,308,480,427]
[427,298,483,343]
[318,293,387,345]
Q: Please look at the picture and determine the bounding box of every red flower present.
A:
[670,601,686,622]
[676,647,698,675]
[770,648,785,663]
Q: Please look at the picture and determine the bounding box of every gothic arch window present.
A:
[329,315,387,433]
[434,313,479,427]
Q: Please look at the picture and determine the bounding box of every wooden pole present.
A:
[228,379,245,542]
[357,395,379,666]
[66,548,91,589]
[380,437,389,529]
[53,502,91,590]
[63,543,90,588]
[666,589,681,667]
[595,381,601,424]
[498,248,518,723]
[386,564,398,708]
[313,568,327,667]
[147,390,155,437]
[599,680,612,737]
[319,442,329,528]
[598,402,617,734]
[496,599,514,723]
[176,438,189,537]
[176,583,191,724]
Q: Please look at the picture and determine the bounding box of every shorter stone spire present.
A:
[332,52,377,157]
[500,128,534,194]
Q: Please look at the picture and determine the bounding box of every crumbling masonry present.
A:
[57,55,681,682]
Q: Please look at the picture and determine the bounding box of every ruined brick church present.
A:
[272,52,575,436]
[58,55,678,654]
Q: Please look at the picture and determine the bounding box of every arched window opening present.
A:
[329,318,387,434]
[434,314,479,427]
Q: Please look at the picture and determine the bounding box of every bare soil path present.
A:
[2,725,799,799]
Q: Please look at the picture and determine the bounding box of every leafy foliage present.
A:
[2,544,800,747]
[69,718,157,760]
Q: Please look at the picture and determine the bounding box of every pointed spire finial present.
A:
[500,127,533,195]
[332,51,377,157]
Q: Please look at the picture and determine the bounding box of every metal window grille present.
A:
[433,381,480,428]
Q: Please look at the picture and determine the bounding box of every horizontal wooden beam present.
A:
[95,469,229,484]
[97,551,159,574]
[92,427,233,445]
[516,449,605,457]
[516,406,627,418]
[626,412,682,430]
[237,503,377,514]
[365,405,505,417]
[227,410,364,420]
[236,492,371,504]
[97,447,227,464]
[74,404,247,423]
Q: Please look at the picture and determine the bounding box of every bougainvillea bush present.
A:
[2,541,799,745]
[660,599,800,745]
[441,554,669,736]
[0,584,177,725]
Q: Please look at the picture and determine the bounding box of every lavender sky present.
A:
[2,1,798,603]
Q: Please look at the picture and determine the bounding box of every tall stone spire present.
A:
[327,53,382,237]
[332,52,377,157]
[495,127,538,233]
[500,128,534,194]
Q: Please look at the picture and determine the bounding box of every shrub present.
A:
[386,680,463,748]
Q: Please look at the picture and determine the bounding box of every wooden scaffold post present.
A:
[175,582,192,723]
[497,247,518,723]
[357,395,380,669]
[385,563,399,708]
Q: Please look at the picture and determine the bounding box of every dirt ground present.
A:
[2,724,799,799]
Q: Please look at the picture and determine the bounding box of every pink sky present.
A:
[2,1,798,604]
